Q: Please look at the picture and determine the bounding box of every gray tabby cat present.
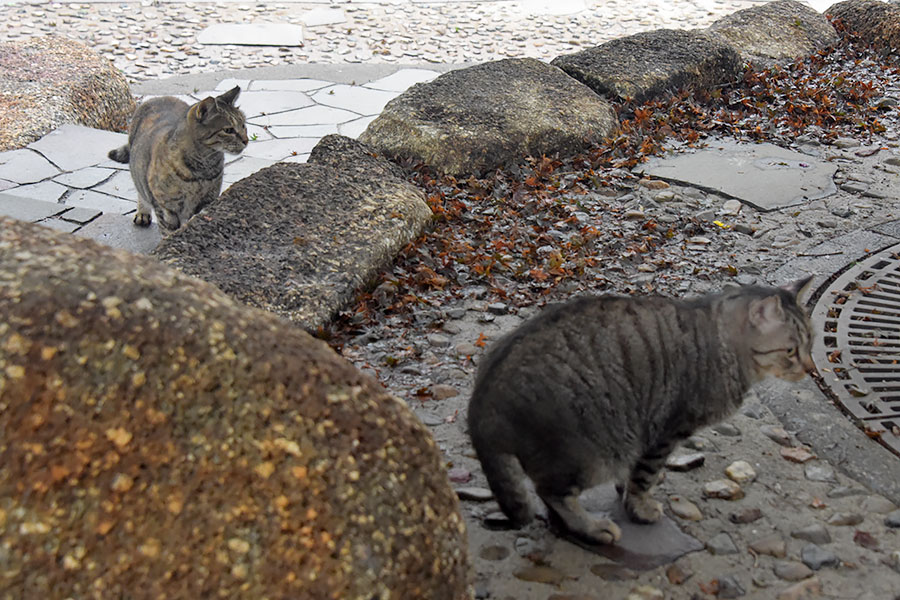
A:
[468,279,814,545]
[108,86,248,234]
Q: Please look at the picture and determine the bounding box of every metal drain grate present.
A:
[811,244,900,457]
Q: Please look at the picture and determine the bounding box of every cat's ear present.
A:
[217,86,241,106]
[749,295,785,333]
[194,97,216,123]
[780,275,814,300]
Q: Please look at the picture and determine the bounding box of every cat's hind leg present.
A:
[624,440,677,524]
[132,195,153,227]
[477,452,534,527]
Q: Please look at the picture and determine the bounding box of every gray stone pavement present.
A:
[0,64,454,253]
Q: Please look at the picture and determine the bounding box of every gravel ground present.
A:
[0,0,763,82]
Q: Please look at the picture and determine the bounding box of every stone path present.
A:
[0,66,443,252]
[0,0,774,83]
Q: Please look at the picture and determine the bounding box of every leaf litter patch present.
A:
[325,33,899,350]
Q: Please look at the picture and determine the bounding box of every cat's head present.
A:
[190,86,249,154]
[741,276,815,382]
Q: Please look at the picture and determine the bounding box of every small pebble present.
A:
[800,544,839,570]
[725,460,756,484]
[781,446,816,463]
[456,487,493,501]
[513,565,567,585]
[804,464,836,483]
[479,545,510,561]
[860,496,896,514]
[666,452,705,471]
[774,561,814,582]
[626,585,664,600]
[826,512,863,526]
[590,564,638,581]
[730,507,763,524]
[447,467,471,483]
[791,524,831,545]
[712,422,741,436]
[760,424,792,447]
[749,533,787,558]
[706,532,739,555]
[717,574,746,599]
[775,577,822,600]
[827,485,867,499]
[703,479,744,500]
[669,496,702,521]
[884,509,900,528]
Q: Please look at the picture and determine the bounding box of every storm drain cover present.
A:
[811,243,900,457]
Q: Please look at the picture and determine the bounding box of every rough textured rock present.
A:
[830,0,900,52]
[154,135,431,331]
[359,58,617,176]
[0,217,471,599]
[706,0,840,67]
[551,29,743,104]
[0,35,135,151]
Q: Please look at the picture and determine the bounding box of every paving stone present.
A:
[240,137,319,161]
[249,79,333,92]
[706,532,738,555]
[0,193,67,222]
[266,124,339,139]
[53,166,116,189]
[800,545,839,571]
[214,79,251,92]
[249,105,361,127]
[91,170,138,200]
[222,157,278,188]
[791,524,831,545]
[232,90,315,120]
[0,148,60,184]
[8,180,68,203]
[300,7,347,27]
[774,561,814,582]
[28,124,127,172]
[75,212,161,254]
[312,85,400,116]
[35,217,81,233]
[197,23,304,46]
[59,206,101,224]
[641,140,838,211]
[364,68,441,92]
[64,190,136,215]
[0,179,13,192]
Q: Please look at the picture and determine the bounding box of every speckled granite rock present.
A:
[0,217,471,599]
[707,0,840,67]
[0,35,135,151]
[551,29,743,104]
[359,58,617,176]
[153,135,431,331]
[830,0,900,52]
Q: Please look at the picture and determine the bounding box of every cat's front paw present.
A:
[133,211,152,227]
[585,518,622,544]
[625,494,663,524]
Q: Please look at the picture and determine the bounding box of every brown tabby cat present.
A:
[468,279,814,545]
[108,86,248,234]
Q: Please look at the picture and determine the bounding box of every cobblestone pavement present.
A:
[1,0,769,83]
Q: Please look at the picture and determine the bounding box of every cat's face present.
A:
[745,278,815,382]
[192,86,249,155]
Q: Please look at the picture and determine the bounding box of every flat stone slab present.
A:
[557,484,704,570]
[28,124,127,173]
[153,135,432,331]
[0,149,59,184]
[75,212,161,254]
[197,23,304,47]
[311,85,400,116]
[0,193,67,222]
[300,7,347,27]
[640,139,838,211]
[364,69,442,92]
[230,90,315,120]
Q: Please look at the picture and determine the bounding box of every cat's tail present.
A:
[108,145,130,163]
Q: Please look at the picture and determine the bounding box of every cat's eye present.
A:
[224,127,236,134]
[786,347,797,357]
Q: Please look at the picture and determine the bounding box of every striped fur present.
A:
[109,86,248,234]
[467,279,813,544]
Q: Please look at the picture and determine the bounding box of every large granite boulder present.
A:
[707,0,840,67]
[830,0,900,51]
[154,135,431,331]
[551,29,743,104]
[0,217,471,599]
[0,35,135,151]
[359,58,617,176]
